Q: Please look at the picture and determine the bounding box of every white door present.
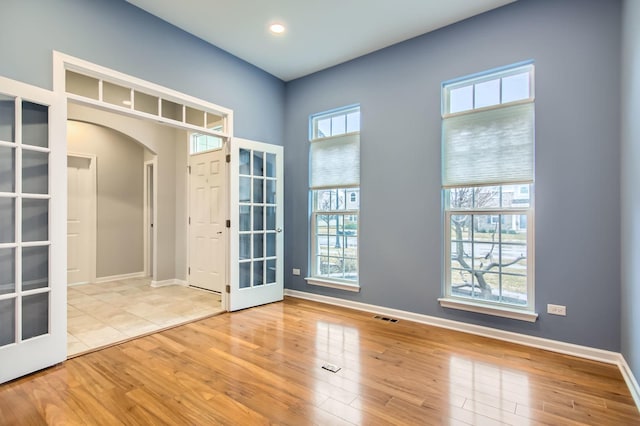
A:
[67,155,94,285]
[188,148,226,292]
[229,138,283,311]
[0,76,66,383]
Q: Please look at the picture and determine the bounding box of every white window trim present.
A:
[438,297,538,322]
[305,277,360,292]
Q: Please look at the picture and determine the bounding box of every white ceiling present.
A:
[126,0,516,82]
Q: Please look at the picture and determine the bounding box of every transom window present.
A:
[441,63,536,320]
[307,105,360,291]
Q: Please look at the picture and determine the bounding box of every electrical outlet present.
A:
[547,304,566,316]
[292,268,301,276]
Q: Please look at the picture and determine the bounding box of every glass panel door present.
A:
[0,75,65,384]
[229,139,283,311]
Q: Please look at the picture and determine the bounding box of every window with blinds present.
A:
[306,106,360,290]
[440,63,536,318]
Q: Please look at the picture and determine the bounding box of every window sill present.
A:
[305,277,360,293]
[438,298,538,322]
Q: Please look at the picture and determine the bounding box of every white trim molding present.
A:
[305,277,360,292]
[284,288,640,412]
[438,297,538,323]
[93,272,146,284]
[150,279,188,288]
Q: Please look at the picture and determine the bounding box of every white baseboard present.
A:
[150,279,188,288]
[618,355,640,409]
[93,271,145,284]
[284,288,640,411]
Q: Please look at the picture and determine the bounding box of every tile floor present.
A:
[67,277,223,356]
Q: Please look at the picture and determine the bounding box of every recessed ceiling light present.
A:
[269,23,286,34]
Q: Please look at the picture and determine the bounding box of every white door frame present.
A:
[143,158,158,281]
[66,152,97,285]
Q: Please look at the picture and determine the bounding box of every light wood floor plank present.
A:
[1,297,638,425]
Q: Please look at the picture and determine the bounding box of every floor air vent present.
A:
[322,363,341,373]
[374,315,399,323]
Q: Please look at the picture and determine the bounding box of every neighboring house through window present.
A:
[439,62,537,321]
[306,105,360,292]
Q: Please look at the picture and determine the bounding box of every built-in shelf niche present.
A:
[65,69,229,136]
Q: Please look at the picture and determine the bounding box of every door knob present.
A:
[276,228,283,233]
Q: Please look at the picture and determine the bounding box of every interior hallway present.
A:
[67,277,223,356]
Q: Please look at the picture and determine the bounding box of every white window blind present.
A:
[442,102,534,188]
[310,133,360,189]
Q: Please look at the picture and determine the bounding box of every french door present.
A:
[229,138,283,311]
[0,76,66,383]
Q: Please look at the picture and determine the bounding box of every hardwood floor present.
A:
[1,297,638,425]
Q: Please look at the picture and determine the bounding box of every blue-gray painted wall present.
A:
[621,0,640,381]
[0,0,285,145]
[283,0,623,351]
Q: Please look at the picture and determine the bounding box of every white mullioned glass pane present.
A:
[331,115,346,136]
[310,134,360,189]
[317,118,331,138]
[474,79,500,109]
[449,85,473,114]
[442,102,534,187]
[502,72,530,103]
[0,94,15,142]
[346,111,360,133]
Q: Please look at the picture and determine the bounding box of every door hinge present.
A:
[226,219,231,228]
[226,154,231,163]
[188,217,191,225]
[188,267,191,275]
[188,165,191,174]
[225,285,230,293]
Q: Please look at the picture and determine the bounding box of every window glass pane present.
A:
[133,91,158,115]
[0,94,15,142]
[0,197,14,243]
[475,271,500,301]
[266,206,276,231]
[239,149,251,175]
[22,245,48,291]
[0,248,15,295]
[22,150,48,194]
[161,99,182,121]
[502,72,530,103]
[239,177,251,203]
[266,180,276,204]
[346,189,359,209]
[331,115,346,136]
[253,178,264,203]
[239,234,251,260]
[103,81,131,108]
[239,205,250,232]
[450,215,471,241]
[206,112,224,131]
[474,79,500,109]
[239,262,251,288]
[0,298,15,346]
[22,292,49,340]
[449,86,473,113]
[266,233,276,257]
[22,199,48,242]
[253,151,264,176]
[346,111,360,133]
[0,146,15,192]
[65,71,99,100]
[253,206,263,231]
[266,153,276,178]
[185,107,205,127]
[502,273,527,305]
[253,233,264,258]
[253,260,264,286]
[317,118,331,138]
[474,216,498,242]
[266,259,276,284]
[22,102,48,148]
[474,186,501,209]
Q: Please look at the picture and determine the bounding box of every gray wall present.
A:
[67,121,144,278]
[621,0,640,381]
[283,0,622,351]
[0,0,284,145]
